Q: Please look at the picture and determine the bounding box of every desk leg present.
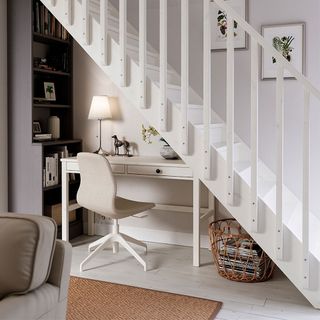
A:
[193,177,200,267]
[88,210,95,236]
[62,161,70,242]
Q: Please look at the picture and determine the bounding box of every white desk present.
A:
[61,156,214,266]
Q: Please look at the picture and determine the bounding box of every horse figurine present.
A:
[111,135,131,156]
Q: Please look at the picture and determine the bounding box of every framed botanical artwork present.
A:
[44,82,56,101]
[211,0,248,51]
[261,23,306,80]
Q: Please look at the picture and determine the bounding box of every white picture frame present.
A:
[261,23,305,80]
[211,0,248,51]
[44,82,56,101]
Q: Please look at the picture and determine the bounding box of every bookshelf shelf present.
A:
[33,139,82,146]
[33,32,70,45]
[33,103,71,109]
[43,179,80,192]
[33,68,71,77]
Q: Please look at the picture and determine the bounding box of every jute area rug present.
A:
[68,276,222,320]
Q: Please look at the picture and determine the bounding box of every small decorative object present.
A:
[88,95,112,155]
[211,0,248,51]
[32,121,42,134]
[48,116,60,139]
[262,23,305,79]
[44,82,56,101]
[141,125,159,144]
[112,135,131,157]
[209,219,275,283]
[160,138,179,160]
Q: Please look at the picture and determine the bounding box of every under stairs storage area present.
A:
[40,0,320,308]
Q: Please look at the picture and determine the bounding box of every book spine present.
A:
[35,2,40,33]
[44,7,48,35]
[40,5,44,34]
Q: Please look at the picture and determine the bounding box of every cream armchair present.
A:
[0,213,72,320]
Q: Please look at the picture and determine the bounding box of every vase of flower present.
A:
[141,124,179,160]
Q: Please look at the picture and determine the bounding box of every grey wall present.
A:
[0,0,8,211]
[124,0,320,217]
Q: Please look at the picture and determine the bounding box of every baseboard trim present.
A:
[93,223,210,249]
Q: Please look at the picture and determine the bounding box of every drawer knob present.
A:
[156,169,161,174]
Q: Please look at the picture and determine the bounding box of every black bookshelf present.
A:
[8,0,83,240]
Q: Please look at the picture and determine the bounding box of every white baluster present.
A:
[276,65,284,260]
[139,0,147,108]
[181,0,189,155]
[82,0,90,45]
[160,0,168,131]
[203,0,211,180]
[226,15,235,205]
[64,0,72,25]
[251,38,259,232]
[100,0,109,65]
[119,0,127,87]
[303,88,310,289]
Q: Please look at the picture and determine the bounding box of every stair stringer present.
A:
[41,0,320,308]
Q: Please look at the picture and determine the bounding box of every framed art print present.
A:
[261,23,305,79]
[44,82,56,101]
[211,0,248,51]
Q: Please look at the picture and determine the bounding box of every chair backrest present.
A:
[77,153,117,217]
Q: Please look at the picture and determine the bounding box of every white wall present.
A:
[124,0,320,218]
[0,0,8,211]
[73,43,217,246]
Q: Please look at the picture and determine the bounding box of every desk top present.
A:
[61,155,189,168]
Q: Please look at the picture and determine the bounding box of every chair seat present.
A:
[115,197,155,218]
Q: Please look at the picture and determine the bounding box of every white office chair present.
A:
[77,152,155,272]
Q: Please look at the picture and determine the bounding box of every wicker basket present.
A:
[209,219,275,283]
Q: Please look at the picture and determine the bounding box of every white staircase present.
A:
[41,0,320,308]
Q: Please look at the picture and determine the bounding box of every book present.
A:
[49,146,69,183]
[45,153,59,187]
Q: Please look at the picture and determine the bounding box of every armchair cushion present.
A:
[0,213,57,300]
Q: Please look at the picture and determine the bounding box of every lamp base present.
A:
[93,147,109,156]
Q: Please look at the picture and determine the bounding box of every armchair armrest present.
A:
[48,240,72,302]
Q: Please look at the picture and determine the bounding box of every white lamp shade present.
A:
[88,96,112,120]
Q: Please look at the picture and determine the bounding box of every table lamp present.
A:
[88,95,112,155]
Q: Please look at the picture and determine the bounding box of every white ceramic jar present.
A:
[48,116,60,139]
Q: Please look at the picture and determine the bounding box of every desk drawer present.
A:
[127,165,192,178]
[111,164,125,174]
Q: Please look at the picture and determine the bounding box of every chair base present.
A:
[80,221,147,272]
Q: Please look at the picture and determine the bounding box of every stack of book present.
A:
[34,1,69,40]
[34,133,52,141]
[218,239,264,277]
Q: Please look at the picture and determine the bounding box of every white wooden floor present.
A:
[71,238,320,320]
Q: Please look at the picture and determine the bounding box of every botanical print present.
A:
[217,9,238,39]
[44,82,56,101]
[272,36,295,64]
[262,23,305,79]
[211,0,247,51]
